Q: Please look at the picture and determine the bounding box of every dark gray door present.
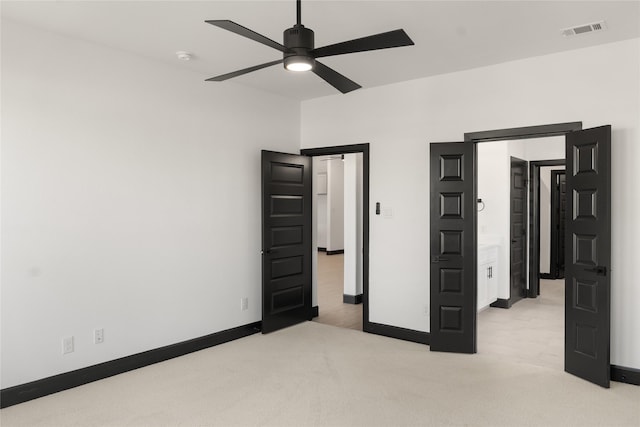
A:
[261,150,312,333]
[510,157,528,304]
[551,170,567,279]
[429,142,476,353]
[565,125,611,387]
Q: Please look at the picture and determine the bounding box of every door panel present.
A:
[510,157,528,303]
[262,151,312,333]
[565,125,611,387]
[551,171,567,278]
[430,142,476,353]
[559,174,566,275]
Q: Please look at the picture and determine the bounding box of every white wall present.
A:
[0,21,300,388]
[326,159,344,252]
[343,153,363,297]
[477,142,509,299]
[301,38,640,369]
[314,158,328,248]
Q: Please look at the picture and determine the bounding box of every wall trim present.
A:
[464,122,582,142]
[317,247,326,252]
[490,298,511,309]
[540,273,555,280]
[0,322,261,409]
[365,322,430,345]
[611,365,640,386]
[312,305,319,318]
[326,249,344,255]
[343,294,363,304]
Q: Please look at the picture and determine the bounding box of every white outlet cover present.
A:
[94,328,104,344]
[63,336,74,354]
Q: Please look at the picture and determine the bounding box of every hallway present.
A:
[314,253,565,373]
[478,279,564,371]
[313,251,362,331]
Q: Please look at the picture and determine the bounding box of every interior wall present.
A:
[300,38,640,369]
[0,20,301,389]
[477,142,509,299]
[343,153,363,297]
[315,158,328,249]
[326,159,344,252]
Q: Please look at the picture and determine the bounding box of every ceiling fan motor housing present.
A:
[283,25,315,69]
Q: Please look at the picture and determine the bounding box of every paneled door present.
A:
[429,142,476,353]
[261,150,312,333]
[565,125,611,387]
[551,170,567,278]
[510,157,528,304]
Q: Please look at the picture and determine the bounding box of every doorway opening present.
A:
[549,169,567,280]
[462,122,612,387]
[313,154,362,330]
[475,136,566,370]
[529,159,566,295]
[300,144,370,332]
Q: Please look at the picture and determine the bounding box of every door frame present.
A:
[529,159,565,295]
[300,144,371,331]
[550,169,566,279]
[464,122,582,305]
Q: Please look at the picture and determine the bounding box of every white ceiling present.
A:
[2,1,639,101]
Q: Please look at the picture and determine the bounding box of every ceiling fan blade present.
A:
[311,29,414,59]
[206,59,283,82]
[206,20,287,52]
[312,61,361,94]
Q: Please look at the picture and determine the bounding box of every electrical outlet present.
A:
[241,297,249,311]
[94,328,104,344]
[62,336,74,354]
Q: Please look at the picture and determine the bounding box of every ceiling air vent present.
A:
[561,21,607,37]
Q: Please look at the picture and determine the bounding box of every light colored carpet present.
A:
[1,321,639,426]
[2,279,638,426]
[477,279,565,371]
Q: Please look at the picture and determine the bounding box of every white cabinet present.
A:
[478,244,498,311]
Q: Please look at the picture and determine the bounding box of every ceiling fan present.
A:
[205,0,415,94]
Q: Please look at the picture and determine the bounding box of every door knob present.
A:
[585,266,607,276]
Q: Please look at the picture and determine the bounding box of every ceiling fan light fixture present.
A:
[284,55,314,72]
[205,0,414,93]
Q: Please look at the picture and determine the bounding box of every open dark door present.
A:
[565,125,611,387]
[430,142,476,353]
[550,170,567,279]
[261,150,312,333]
[510,157,528,304]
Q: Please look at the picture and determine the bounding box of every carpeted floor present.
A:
[2,277,638,426]
[1,320,638,426]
